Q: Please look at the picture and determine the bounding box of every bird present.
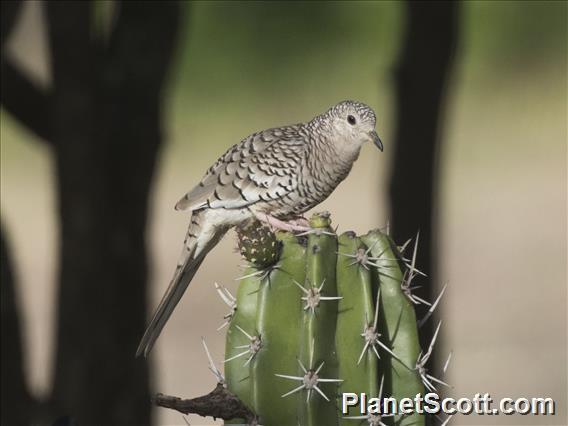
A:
[136,100,384,357]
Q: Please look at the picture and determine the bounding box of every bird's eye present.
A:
[347,115,356,125]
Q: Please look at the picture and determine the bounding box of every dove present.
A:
[136,100,383,357]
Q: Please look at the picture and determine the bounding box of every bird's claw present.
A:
[253,212,312,233]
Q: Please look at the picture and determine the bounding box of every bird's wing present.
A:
[175,126,305,211]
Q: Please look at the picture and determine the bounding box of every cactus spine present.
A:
[224,214,427,425]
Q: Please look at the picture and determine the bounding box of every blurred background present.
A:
[0,1,565,425]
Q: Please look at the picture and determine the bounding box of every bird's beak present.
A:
[370,130,383,151]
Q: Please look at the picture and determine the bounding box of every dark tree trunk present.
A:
[39,1,179,424]
[1,2,37,424]
[389,1,459,353]
[1,228,34,425]
[1,0,51,143]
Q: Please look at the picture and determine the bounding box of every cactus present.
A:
[222,213,435,426]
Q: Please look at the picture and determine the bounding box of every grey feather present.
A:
[136,211,229,357]
[174,128,304,212]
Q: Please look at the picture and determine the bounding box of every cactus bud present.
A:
[236,220,281,268]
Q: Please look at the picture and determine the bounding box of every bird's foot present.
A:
[287,217,310,228]
[254,212,312,233]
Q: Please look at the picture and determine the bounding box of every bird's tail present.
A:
[136,210,227,357]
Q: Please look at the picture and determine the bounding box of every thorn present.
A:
[373,288,381,329]
[275,373,305,381]
[296,228,335,237]
[422,375,437,392]
[280,383,306,398]
[377,340,405,366]
[235,325,253,340]
[201,337,224,383]
[309,338,315,368]
[364,239,379,257]
[415,321,451,392]
[399,238,412,254]
[357,341,371,364]
[443,351,453,374]
[422,321,442,364]
[243,353,255,366]
[214,282,236,306]
[297,357,308,374]
[313,384,329,401]
[224,349,250,363]
[275,337,342,403]
[216,320,230,331]
[293,279,309,294]
[214,282,237,329]
[418,282,448,328]
[234,269,263,281]
[427,373,452,389]
[410,231,419,279]
[412,295,432,307]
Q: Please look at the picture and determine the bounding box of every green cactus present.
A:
[223,213,428,426]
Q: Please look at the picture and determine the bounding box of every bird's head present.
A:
[320,100,383,153]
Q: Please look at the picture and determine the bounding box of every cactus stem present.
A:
[201,337,225,384]
[373,269,403,281]
[417,282,448,327]
[365,259,400,268]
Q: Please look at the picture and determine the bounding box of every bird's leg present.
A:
[253,212,312,233]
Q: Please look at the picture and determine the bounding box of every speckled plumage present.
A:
[137,100,383,357]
